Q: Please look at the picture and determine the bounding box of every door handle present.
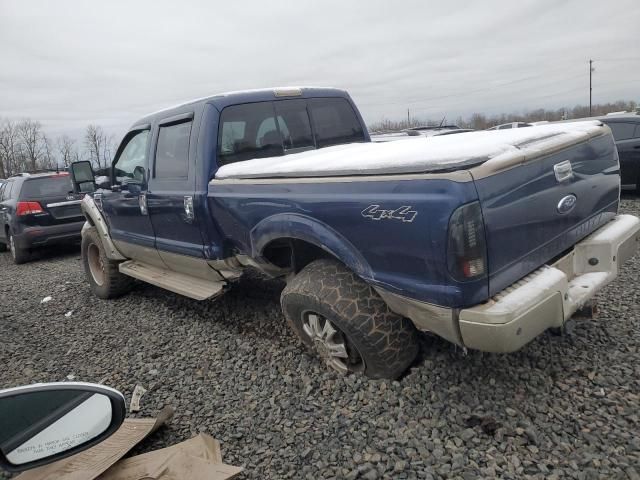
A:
[183,196,194,222]
[139,193,148,215]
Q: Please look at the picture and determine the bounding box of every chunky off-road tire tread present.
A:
[281,259,419,379]
[9,233,30,264]
[82,227,133,299]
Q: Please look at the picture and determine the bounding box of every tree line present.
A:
[368,100,638,133]
[0,119,115,178]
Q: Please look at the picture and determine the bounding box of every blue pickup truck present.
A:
[70,87,640,379]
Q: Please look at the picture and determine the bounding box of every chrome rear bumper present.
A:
[459,214,640,352]
[379,214,640,353]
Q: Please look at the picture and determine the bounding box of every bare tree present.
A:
[17,119,45,171]
[0,120,23,177]
[57,135,76,167]
[42,134,56,170]
[85,124,109,169]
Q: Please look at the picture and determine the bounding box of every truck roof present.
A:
[133,87,349,128]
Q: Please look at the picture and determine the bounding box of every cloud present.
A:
[0,0,638,141]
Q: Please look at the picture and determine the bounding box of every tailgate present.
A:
[471,126,620,296]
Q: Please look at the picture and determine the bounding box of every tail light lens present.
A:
[16,201,44,216]
[447,201,488,281]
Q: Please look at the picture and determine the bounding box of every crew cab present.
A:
[69,87,640,379]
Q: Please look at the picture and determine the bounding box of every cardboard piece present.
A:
[98,433,243,480]
[17,407,174,480]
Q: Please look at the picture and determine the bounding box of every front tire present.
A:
[81,227,133,299]
[281,259,419,379]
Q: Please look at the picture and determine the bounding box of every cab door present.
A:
[146,112,212,278]
[100,128,163,267]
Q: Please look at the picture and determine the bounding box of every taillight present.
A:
[16,201,44,216]
[447,201,487,281]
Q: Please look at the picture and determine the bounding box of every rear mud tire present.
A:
[281,259,419,379]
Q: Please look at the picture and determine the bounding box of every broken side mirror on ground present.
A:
[0,382,126,473]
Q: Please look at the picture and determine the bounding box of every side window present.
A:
[274,99,314,153]
[307,98,365,148]
[113,130,150,184]
[217,102,283,165]
[155,121,192,178]
[1,181,13,201]
[607,122,636,141]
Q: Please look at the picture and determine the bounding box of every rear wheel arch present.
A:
[252,214,374,279]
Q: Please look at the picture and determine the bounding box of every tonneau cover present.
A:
[214,121,606,180]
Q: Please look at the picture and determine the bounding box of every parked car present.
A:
[406,125,465,136]
[0,171,85,264]
[69,87,639,379]
[487,121,533,130]
[370,126,474,142]
[595,114,640,190]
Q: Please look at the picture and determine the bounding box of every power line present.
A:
[359,68,586,110]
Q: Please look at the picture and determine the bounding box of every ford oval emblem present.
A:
[557,194,577,214]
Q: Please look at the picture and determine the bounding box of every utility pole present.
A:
[407,108,410,127]
[589,59,593,116]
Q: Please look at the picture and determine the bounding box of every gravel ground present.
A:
[1,198,640,480]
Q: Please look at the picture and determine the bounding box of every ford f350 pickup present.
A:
[70,87,640,379]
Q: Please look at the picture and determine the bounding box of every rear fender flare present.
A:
[81,195,126,261]
[250,213,373,279]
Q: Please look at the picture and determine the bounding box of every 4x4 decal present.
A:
[361,205,417,223]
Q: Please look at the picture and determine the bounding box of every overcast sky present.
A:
[1,0,638,141]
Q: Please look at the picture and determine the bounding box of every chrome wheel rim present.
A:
[302,312,361,374]
[87,243,105,286]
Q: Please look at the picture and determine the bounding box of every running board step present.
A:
[119,260,225,300]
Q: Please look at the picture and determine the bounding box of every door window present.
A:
[113,130,150,184]
[155,121,192,178]
[1,181,14,201]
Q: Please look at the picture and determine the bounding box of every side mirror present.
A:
[0,382,126,473]
[70,161,96,194]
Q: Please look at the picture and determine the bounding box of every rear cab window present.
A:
[607,122,638,141]
[19,175,73,199]
[217,97,365,166]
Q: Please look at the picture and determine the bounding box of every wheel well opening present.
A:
[262,239,334,273]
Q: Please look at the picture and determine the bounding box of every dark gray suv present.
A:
[0,172,85,264]
[598,114,640,190]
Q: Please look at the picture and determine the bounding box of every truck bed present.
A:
[215,121,605,179]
